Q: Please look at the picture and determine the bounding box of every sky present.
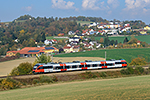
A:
[0,0,150,24]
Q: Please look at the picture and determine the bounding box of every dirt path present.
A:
[0,57,104,76]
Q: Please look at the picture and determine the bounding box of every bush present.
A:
[32,79,40,85]
[120,67,134,75]
[81,71,97,79]
[99,72,107,77]
[0,77,22,90]
[39,75,54,84]
[134,66,144,75]
[52,75,58,82]
[10,62,33,76]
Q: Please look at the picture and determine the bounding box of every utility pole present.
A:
[51,52,53,62]
[105,51,106,60]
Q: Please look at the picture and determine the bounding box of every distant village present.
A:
[6,21,150,58]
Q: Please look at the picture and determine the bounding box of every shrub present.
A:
[79,71,97,79]
[39,75,53,84]
[130,57,147,66]
[99,72,107,77]
[10,62,33,76]
[52,75,58,82]
[134,66,144,75]
[120,67,134,75]
[0,77,22,90]
[32,79,40,85]
[126,67,134,74]
[144,67,150,75]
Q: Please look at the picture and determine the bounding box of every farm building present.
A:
[6,47,59,57]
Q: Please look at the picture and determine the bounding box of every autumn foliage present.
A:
[129,57,147,66]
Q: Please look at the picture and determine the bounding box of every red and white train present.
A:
[32,59,127,74]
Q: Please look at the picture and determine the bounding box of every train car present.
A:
[32,59,127,74]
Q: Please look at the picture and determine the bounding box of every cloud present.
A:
[82,0,101,10]
[124,0,150,12]
[52,0,77,10]
[22,6,32,12]
[107,0,119,8]
[82,0,119,10]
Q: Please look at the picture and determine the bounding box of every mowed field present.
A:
[55,48,150,63]
[0,57,104,76]
[1,75,150,100]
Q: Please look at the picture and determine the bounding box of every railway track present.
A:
[0,66,149,79]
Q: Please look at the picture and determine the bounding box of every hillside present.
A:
[54,48,150,63]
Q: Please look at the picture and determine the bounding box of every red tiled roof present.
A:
[6,51,18,54]
[63,46,71,49]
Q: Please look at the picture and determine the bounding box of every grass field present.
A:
[95,35,150,44]
[54,48,150,63]
[46,36,68,40]
[76,21,93,26]
[1,75,150,100]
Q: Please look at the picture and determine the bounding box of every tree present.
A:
[99,38,104,44]
[35,54,51,63]
[104,36,110,47]
[115,40,118,45]
[128,36,138,44]
[41,32,46,42]
[123,37,129,44]
[129,57,147,66]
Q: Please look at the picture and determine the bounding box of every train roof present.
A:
[36,59,126,66]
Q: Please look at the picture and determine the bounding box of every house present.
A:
[137,41,141,45]
[144,25,150,30]
[68,31,75,35]
[6,51,18,57]
[43,47,59,54]
[63,46,73,53]
[73,45,80,52]
[44,40,52,45]
[139,29,147,35]
[51,39,57,43]
[69,37,80,42]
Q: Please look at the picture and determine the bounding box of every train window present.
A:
[72,65,77,68]
[54,66,62,70]
[79,65,84,68]
[122,62,127,64]
[92,64,98,67]
[48,66,53,68]
[100,64,104,66]
[85,65,91,67]
[115,62,127,64]
[115,62,122,64]
[65,66,70,69]
[44,66,53,69]
[106,63,114,66]
[38,67,43,69]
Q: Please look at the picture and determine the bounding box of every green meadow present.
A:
[55,48,150,63]
[95,35,150,44]
[1,75,150,100]
[46,36,68,40]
